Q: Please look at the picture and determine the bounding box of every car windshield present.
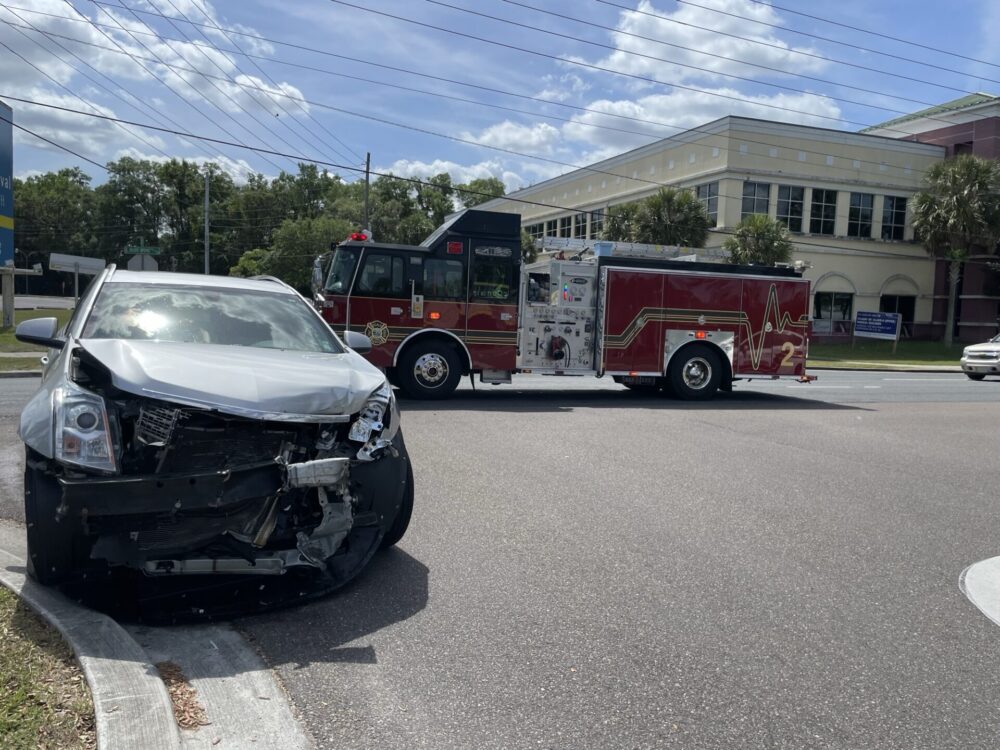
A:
[325,247,360,294]
[81,282,343,353]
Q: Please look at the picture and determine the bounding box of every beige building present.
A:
[480,116,946,338]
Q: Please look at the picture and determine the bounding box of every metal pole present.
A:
[364,152,370,231]
[204,168,210,275]
[73,263,79,303]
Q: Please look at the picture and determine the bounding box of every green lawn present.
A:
[0,309,73,352]
[809,340,961,367]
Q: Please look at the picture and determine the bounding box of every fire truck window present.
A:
[423,259,465,299]
[357,254,405,296]
[472,250,514,302]
[324,248,360,293]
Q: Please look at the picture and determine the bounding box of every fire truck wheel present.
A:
[397,341,463,399]
[668,344,722,400]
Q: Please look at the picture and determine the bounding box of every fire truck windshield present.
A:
[325,247,360,294]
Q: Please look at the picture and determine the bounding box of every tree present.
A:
[723,214,794,266]
[912,154,1000,346]
[520,228,537,264]
[601,189,710,248]
[602,202,639,241]
[456,177,506,208]
[632,188,710,247]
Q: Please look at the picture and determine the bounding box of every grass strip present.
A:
[0,586,96,749]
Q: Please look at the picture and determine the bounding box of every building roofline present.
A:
[860,93,1000,133]
[482,115,943,209]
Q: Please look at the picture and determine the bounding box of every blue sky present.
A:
[2,0,999,189]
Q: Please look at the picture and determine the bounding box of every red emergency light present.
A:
[349,232,368,241]
[446,241,463,254]
[695,330,707,339]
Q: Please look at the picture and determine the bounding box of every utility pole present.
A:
[364,152,371,232]
[203,167,211,275]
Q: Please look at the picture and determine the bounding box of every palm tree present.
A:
[632,188,710,247]
[723,214,794,266]
[912,155,1000,346]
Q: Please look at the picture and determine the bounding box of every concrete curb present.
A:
[0,369,41,378]
[0,534,181,750]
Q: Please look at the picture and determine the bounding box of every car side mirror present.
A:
[15,317,65,349]
[343,330,372,354]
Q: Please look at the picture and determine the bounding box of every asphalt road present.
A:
[2,372,1000,748]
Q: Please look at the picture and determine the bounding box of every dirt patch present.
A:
[0,586,96,749]
[155,660,210,730]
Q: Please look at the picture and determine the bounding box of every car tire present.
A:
[966,372,986,381]
[668,344,722,400]
[381,461,414,549]
[23,449,76,586]
[397,341,463,399]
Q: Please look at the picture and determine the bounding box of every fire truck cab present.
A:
[314,209,812,401]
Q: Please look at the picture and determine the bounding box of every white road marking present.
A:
[863,386,881,389]
[960,557,1000,628]
[786,385,851,389]
[881,378,960,382]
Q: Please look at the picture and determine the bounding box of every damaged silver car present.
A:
[16,269,413,587]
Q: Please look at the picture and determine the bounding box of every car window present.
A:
[357,254,405,296]
[423,258,465,299]
[82,283,342,353]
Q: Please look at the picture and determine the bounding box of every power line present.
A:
[12,2,957,180]
[501,0,951,115]
[591,0,978,99]
[184,0,364,166]
[0,110,106,169]
[670,0,1000,88]
[56,0,271,177]
[108,0,310,171]
[0,11,173,160]
[330,0,875,132]
[0,93,945,263]
[742,0,1000,72]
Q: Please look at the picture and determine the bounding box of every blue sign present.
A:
[0,99,12,267]
[855,310,901,341]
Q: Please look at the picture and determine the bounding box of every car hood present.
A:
[964,341,1000,354]
[79,339,385,421]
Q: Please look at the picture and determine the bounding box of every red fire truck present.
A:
[313,209,812,400]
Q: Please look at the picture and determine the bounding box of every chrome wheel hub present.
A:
[682,357,711,390]
[414,353,449,386]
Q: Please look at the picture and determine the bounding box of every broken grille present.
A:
[136,405,182,446]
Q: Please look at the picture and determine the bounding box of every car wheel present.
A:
[397,341,463,399]
[668,344,722,400]
[23,449,76,586]
[966,372,987,381]
[381,461,414,549]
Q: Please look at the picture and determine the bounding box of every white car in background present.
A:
[960,334,1000,381]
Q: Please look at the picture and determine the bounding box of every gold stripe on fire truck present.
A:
[604,284,809,370]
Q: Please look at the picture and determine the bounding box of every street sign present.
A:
[126,245,161,255]
[854,311,902,341]
[127,253,158,272]
[49,253,106,275]
[0,99,13,268]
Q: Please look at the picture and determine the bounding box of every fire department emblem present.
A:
[365,320,390,345]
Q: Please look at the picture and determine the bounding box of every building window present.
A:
[525,223,544,240]
[810,189,837,235]
[573,213,588,238]
[559,217,572,238]
[848,193,874,238]
[589,210,604,239]
[881,196,907,241]
[813,291,853,335]
[545,220,557,237]
[741,181,770,219]
[695,182,718,225]
[776,185,804,233]
[880,294,915,336]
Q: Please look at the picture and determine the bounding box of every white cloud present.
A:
[113,147,262,184]
[563,88,843,153]
[536,74,591,103]
[381,158,527,192]
[460,121,562,155]
[594,0,828,86]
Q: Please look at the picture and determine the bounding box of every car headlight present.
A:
[53,382,118,473]
[349,380,398,461]
[963,348,971,357]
